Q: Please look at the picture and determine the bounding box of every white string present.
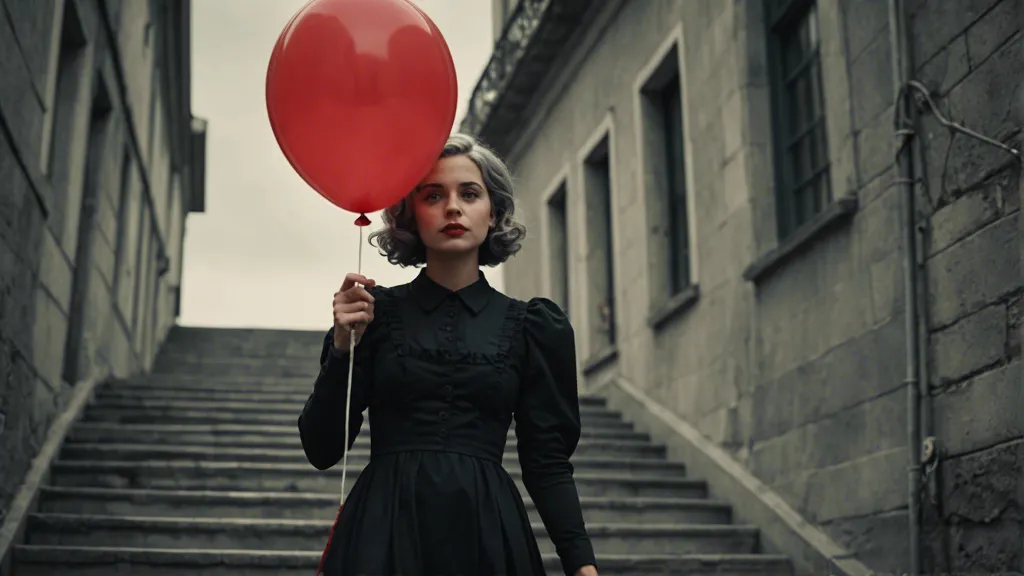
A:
[340,222,365,505]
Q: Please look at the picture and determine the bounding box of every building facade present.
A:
[464,0,1022,573]
[0,0,206,525]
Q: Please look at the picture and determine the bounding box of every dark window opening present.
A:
[546,183,570,317]
[583,137,616,351]
[766,0,831,239]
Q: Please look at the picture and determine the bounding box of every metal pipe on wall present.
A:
[887,0,924,573]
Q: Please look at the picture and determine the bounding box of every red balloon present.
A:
[266,0,458,216]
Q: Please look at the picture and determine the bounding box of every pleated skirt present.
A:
[319,450,547,576]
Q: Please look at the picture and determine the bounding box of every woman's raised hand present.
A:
[332,273,376,351]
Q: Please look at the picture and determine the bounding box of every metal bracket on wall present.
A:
[921,436,939,506]
[906,80,1021,160]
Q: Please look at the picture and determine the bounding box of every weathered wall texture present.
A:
[0,0,202,530]
[912,0,1022,570]
[493,0,1021,572]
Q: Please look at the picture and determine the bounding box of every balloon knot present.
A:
[354,214,371,227]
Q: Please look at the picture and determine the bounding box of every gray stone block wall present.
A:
[496,0,1021,572]
[0,0,196,532]
[911,0,1022,570]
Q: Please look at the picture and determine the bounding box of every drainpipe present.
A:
[887,0,925,574]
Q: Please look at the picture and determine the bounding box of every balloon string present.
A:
[341,223,364,506]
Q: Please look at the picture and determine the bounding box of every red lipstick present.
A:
[441,223,468,237]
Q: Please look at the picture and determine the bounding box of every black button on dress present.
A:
[298,270,597,576]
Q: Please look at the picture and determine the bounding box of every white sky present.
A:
[179,0,498,330]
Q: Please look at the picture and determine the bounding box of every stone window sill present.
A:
[582,344,619,376]
[742,194,858,284]
[648,284,700,331]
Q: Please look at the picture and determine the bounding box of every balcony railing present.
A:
[458,0,594,151]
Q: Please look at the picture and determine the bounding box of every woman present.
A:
[298,133,599,576]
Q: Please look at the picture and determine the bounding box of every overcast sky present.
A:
[179,0,498,330]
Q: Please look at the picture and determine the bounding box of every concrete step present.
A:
[26,513,761,555]
[80,406,636,431]
[57,443,683,476]
[135,374,319,392]
[96,388,318,404]
[156,349,325,362]
[157,344,321,359]
[156,347,321,361]
[66,424,664,457]
[161,326,325,353]
[90,396,621,421]
[51,459,708,498]
[62,434,664,459]
[100,384,609,411]
[39,487,734,524]
[12,323,795,576]
[69,421,652,443]
[101,381,609,408]
[151,360,317,378]
[12,545,795,576]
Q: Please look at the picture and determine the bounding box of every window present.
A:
[140,234,159,359]
[638,41,692,306]
[131,210,152,339]
[114,147,139,317]
[662,78,690,291]
[583,136,616,354]
[63,82,113,384]
[40,0,87,175]
[546,183,570,316]
[766,0,831,239]
[147,64,162,166]
[42,0,89,237]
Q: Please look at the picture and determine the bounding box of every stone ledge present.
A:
[592,376,878,576]
[649,284,701,331]
[743,195,859,284]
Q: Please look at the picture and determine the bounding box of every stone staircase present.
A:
[11,327,794,575]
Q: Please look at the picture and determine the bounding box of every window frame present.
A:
[631,24,700,329]
[765,0,833,240]
[540,167,572,319]
[582,139,617,348]
[658,74,691,295]
[576,114,620,368]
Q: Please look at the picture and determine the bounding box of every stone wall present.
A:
[911,0,1022,570]
[0,0,200,529]
[493,0,1021,572]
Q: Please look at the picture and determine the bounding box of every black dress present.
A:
[298,270,597,576]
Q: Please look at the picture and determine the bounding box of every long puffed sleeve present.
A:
[297,287,383,471]
[514,298,596,575]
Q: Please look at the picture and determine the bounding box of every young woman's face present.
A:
[411,154,494,259]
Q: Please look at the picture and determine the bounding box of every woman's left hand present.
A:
[575,565,598,576]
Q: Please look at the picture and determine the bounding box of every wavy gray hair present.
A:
[368,133,526,267]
